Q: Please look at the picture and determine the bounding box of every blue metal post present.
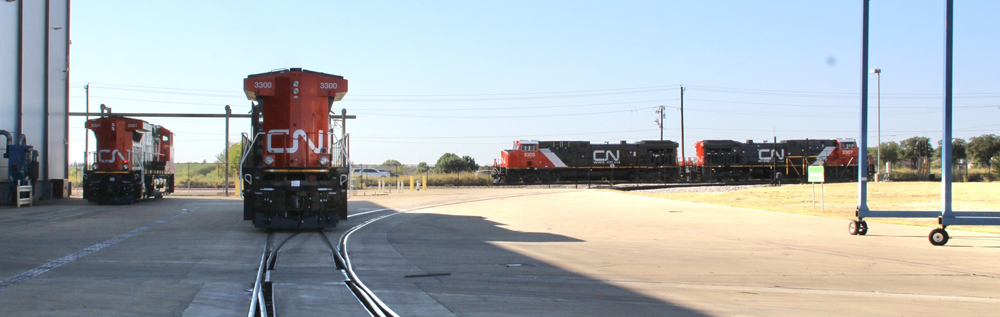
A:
[941,0,954,220]
[857,0,870,214]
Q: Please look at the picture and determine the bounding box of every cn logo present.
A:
[266,129,325,154]
[97,149,127,163]
[593,150,620,164]
[758,149,786,163]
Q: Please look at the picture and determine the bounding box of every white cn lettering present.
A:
[267,129,324,154]
[593,150,620,164]
[266,129,289,153]
[97,149,128,163]
[758,149,786,163]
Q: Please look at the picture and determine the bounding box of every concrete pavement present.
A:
[1,188,997,316]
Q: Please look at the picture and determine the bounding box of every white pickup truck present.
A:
[352,168,392,178]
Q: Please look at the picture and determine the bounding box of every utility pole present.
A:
[872,68,881,180]
[84,84,90,170]
[224,105,231,197]
[655,105,665,141]
[342,108,348,166]
[680,85,686,166]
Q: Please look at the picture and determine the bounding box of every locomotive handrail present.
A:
[238,132,265,198]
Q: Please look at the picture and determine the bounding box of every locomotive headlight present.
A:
[293,88,299,94]
[123,164,129,170]
[292,80,299,87]
[263,155,275,165]
[318,156,330,166]
[93,164,98,170]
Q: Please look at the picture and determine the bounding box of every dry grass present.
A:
[637,182,1000,233]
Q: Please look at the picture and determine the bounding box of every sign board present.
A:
[808,166,825,183]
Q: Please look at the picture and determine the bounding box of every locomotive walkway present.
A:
[0,188,998,315]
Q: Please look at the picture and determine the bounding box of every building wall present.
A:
[0,0,70,200]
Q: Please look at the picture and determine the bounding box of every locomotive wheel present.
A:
[848,220,860,235]
[539,173,555,184]
[505,174,520,184]
[522,174,537,185]
[929,228,949,246]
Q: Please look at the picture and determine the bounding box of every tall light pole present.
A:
[655,105,664,141]
[870,68,881,179]
[84,84,90,170]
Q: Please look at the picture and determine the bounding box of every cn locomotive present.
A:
[493,137,869,184]
[83,116,175,204]
[240,68,350,229]
[493,140,680,184]
[694,138,868,182]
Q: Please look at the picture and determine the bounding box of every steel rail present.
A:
[248,232,272,317]
[248,232,300,317]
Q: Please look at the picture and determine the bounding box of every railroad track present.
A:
[246,190,566,316]
[612,181,774,191]
[248,227,398,317]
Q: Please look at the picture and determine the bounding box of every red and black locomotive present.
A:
[493,140,680,184]
[694,138,867,182]
[83,116,175,204]
[240,68,350,229]
[494,137,869,184]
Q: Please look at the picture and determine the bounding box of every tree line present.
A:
[867,134,1000,175]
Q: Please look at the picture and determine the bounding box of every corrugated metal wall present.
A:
[0,0,70,199]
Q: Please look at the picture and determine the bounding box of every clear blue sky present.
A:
[67,1,1000,166]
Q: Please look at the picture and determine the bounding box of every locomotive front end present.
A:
[83,117,151,204]
[241,68,349,229]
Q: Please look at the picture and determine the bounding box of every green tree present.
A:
[434,153,467,173]
[900,136,932,168]
[379,159,404,174]
[968,134,1000,170]
[993,153,1000,179]
[461,155,478,172]
[879,141,902,166]
[416,162,430,174]
[215,142,244,177]
[933,138,967,165]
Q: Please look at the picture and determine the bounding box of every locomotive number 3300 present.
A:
[253,82,273,89]
[320,82,338,89]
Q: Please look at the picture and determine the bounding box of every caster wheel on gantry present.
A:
[929,228,949,246]
[848,220,861,235]
[857,221,868,236]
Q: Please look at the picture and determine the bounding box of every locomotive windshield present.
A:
[522,144,537,151]
[840,142,857,149]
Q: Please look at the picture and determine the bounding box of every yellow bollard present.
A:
[422,175,427,191]
[409,176,415,191]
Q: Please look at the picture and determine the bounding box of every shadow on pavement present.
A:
[347,206,710,316]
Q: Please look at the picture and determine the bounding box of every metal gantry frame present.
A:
[852,0,1000,246]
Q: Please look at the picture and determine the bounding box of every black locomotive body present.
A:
[494,140,680,184]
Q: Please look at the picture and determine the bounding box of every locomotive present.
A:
[493,140,680,184]
[493,137,869,184]
[83,116,175,204]
[693,138,868,182]
[240,68,350,229]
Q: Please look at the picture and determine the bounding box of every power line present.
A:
[351,107,655,119]
[358,99,677,111]
[349,88,674,102]
[89,96,251,107]
[354,129,660,140]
